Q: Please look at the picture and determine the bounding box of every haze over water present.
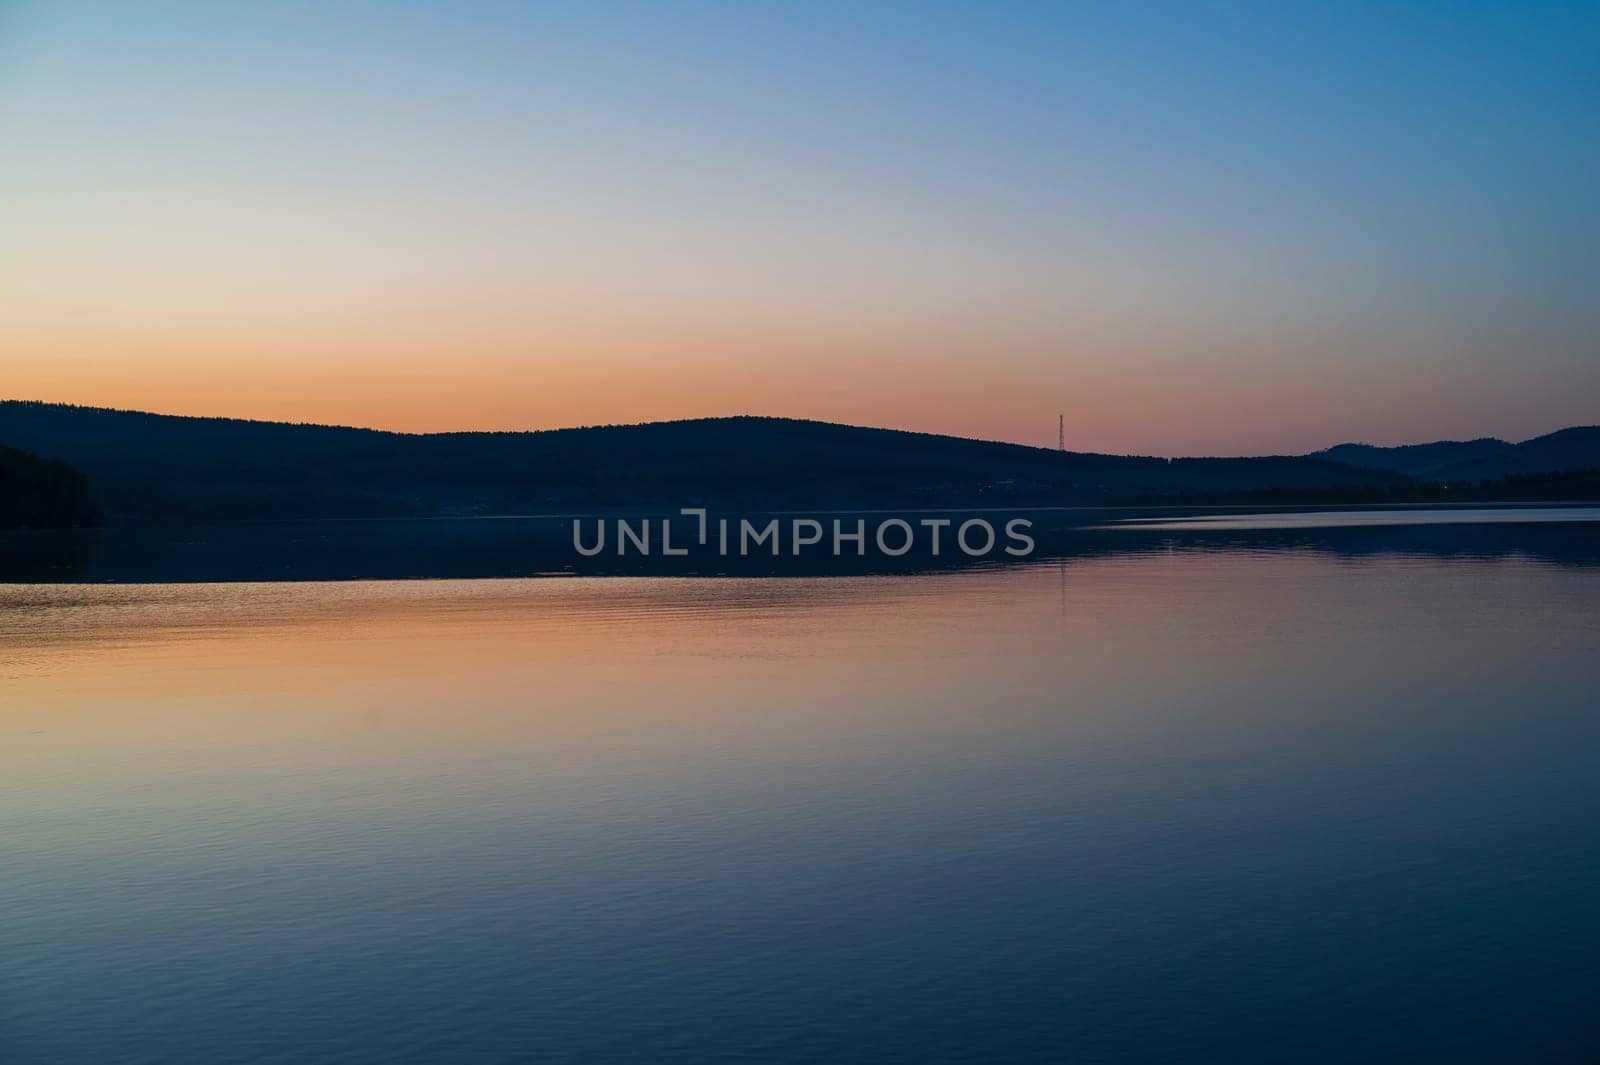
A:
[4,534,1598,1062]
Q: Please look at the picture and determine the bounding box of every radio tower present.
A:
[1057,413,1064,452]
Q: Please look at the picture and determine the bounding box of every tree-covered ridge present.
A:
[0,401,1407,522]
[0,443,99,529]
[0,400,1594,524]
[1315,426,1600,481]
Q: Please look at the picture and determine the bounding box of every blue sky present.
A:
[3,1,1596,452]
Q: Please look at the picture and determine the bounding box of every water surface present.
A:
[3,531,1599,1062]
[1109,506,1600,531]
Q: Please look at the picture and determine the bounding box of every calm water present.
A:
[1109,506,1600,531]
[3,526,1600,1062]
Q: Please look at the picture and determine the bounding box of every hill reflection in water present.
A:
[1,506,1598,583]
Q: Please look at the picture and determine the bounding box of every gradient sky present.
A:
[2,1,1596,454]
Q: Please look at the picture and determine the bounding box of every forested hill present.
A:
[0,444,99,529]
[1315,427,1600,481]
[0,401,1419,522]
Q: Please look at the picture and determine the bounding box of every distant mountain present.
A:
[1312,427,1600,482]
[0,444,99,529]
[1314,438,1515,479]
[0,400,1414,523]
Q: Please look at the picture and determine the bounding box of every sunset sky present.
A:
[3,1,1596,455]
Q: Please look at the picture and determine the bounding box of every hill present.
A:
[0,444,99,529]
[1313,427,1600,482]
[0,401,1411,523]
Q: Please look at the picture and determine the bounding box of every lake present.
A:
[2,510,1598,1063]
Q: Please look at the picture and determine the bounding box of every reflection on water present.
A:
[3,504,1600,581]
[1109,506,1600,531]
[3,546,1600,1062]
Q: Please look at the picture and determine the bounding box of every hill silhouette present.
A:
[1315,427,1600,481]
[0,444,99,529]
[1,401,1595,524]
[1,400,1414,522]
